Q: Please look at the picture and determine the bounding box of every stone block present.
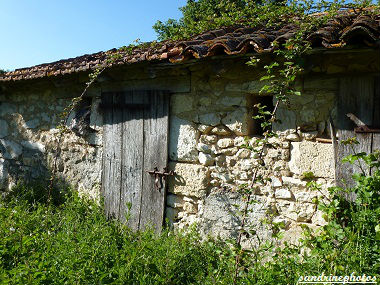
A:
[169,116,198,162]
[217,138,234,148]
[289,141,335,179]
[272,106,296,132]
[198,152,215,166]
[171,94,193,114]
[216,96,246,107]
[0,103,16,117]
[197,143,212,154]
[0,120,9,138]
[168,162,210,198]
[275,188,294,200]
[200,192,271,243]
[198,113,222,126]
[235,149,251,159]
[210,126,231,135]
[200,135,217,144]
[24,119,40,129]
[225,80,266,94]
[0,139,22,159]
[221,108,249,135]
[21,141,45,153]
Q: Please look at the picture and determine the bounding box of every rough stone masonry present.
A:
[0,49,378,245]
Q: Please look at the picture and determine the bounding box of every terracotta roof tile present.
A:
[1,10,379,82]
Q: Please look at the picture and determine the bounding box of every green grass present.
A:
[0,162,379,285]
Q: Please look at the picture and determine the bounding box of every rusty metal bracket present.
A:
[347,113,380,133]
[147,167,175,191]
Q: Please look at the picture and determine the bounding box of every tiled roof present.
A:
[1,10,379,82]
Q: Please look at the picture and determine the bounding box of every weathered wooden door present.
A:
[101,90,169,231]
[335,76,380,188]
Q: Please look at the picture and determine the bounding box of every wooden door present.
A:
[335,76,380,188]
[101,90,169,231]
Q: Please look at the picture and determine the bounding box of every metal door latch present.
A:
[347,113,380,133]
[147,167,175,191]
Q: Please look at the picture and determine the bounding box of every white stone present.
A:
[217,147,238,156]
[311,210,328,226]
[168,162,209,198]
[21,141,45,153]
[296,203,316,222]
[0,103,16,117]
[0,139,22,159]
[183,202,197,214]
[198,152,215,166]
[286,133,300,142]
[294,191,317,202]
[234,136,246,146]
[236,149,251,159]
[169,116,198,162]
[271,177,283,187]
[275,188,293,200]
[197,143,212,154]
[210,172,233,183]
[302,131,318,141]
[24,119,40,129]
[282,176,307,187]
[239,159,255,171]
[221,108,249,135]
[198,124,213,134]
[0,120,9,138]
[289,141,335,179]
[200,135,217,144]
[217,138,234,148]
[210,126,231,135]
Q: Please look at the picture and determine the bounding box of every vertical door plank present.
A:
[140,91,169,231]
[109,93,123,219]
[101,93,113,217]
[119,91,145,229]
[336,131,372,189]
[336,77,374,189]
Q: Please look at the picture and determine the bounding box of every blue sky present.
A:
[0,0,187,70]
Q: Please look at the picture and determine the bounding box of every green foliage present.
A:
[0,186,230,285]
[152,0,372,41]
[1,159,379,285]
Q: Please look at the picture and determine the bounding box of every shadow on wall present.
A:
[0,92,103,200]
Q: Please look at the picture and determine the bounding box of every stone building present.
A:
[0,11,379,243]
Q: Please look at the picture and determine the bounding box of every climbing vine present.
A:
[48,0,379,283]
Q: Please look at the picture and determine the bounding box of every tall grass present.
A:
[0,152,379,284]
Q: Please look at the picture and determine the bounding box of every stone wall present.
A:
[0,85,103,199]
[0,49,378,244]
[165,58,337,244]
